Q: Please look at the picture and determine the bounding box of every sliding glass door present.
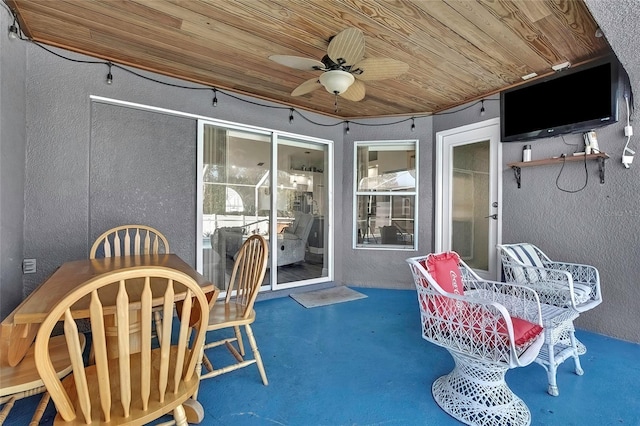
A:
[275,136,330,288]
[199,124,272,292]
[197,121,332,294]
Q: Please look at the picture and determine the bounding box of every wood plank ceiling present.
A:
[7,0,612,119]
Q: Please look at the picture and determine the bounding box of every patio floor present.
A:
[7,287,640,425]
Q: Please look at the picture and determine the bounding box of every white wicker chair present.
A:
[407,252,544,426]
[497,243,602,396]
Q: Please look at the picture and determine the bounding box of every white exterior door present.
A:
[435,118,502,280]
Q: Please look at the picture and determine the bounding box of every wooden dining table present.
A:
[0,253,215,368]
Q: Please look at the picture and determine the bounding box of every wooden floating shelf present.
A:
[507,152,609,188]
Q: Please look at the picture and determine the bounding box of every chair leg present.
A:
[173,404,188,426]
[29,391,51,426]
[562,328,587,355]
[568,330,584,376]
[545,342,560,397]
[245,324,268,386]
[234,326,245,356]
[202,353,214,372]
[0,396,16,425]
[433,351,531,426]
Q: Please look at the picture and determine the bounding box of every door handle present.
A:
[484,214,498,220]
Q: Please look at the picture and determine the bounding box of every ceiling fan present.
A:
[269,27,409,104]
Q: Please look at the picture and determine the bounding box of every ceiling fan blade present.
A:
[339,79,366,102]
[291,78,323,96]
[327,27,365,67]
[269,55,325,71]
[352,58,409,81]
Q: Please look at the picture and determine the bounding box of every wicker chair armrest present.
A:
[547,261,600,288]
[465,280,542,326]
[501,261,584,309]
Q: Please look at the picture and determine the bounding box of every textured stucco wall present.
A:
[341,117,434,289]
[22,43,344,296]
[585,0,640,111]
[89,103,197,264]
[0,10,26,319]
[501,96,640,343]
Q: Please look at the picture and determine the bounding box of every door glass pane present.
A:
[451,141,490,270]
[276,138,329,285]
[201,125,271,292]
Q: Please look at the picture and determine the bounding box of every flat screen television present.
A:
[500,57,620,142]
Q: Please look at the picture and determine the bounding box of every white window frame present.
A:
[352,140,418,250]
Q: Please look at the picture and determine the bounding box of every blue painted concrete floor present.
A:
[7,287,640,425]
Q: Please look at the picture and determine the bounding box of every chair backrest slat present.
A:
[140,277,152,411]
[90,225,169,259]
[64,309,92,423]
[114,232,122,257]
[116,279,131,417]
[158,281,174,401]
[90,290,111,423]
[174,288,192,392]
[135,229,143,256]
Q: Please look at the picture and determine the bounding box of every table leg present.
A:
[182,399,205,424]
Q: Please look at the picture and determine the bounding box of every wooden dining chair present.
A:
[0,331,85,425]
[90,225,169,259]
[34,266,210,425]
[90,225,169,351]
[200,234,269,385]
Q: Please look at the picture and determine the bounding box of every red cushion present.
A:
[499,316,543,347]
[424,252,464,296]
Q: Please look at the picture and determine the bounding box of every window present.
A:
[354,140,418,249]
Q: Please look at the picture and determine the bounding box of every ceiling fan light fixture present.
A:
[319,70,354,95]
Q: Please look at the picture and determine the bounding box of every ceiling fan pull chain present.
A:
[334,93,339,113]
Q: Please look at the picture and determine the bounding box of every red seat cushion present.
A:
[499,316,543,347]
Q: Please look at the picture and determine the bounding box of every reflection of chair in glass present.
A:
[213,212,313,271]
[407,252,544,426]
[0,332,84,425]
[90,224,169,258]
[201,235,269,385]
[497,243,602,396]
[277,211,313,266]
[34,267,210,425]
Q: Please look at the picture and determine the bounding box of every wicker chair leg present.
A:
[545,343,560,397]
[432,351,531,426]
[568,331,584,375]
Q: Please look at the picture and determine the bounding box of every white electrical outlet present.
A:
[23,258,36,274]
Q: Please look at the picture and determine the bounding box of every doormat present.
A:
[290,286,367,308]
